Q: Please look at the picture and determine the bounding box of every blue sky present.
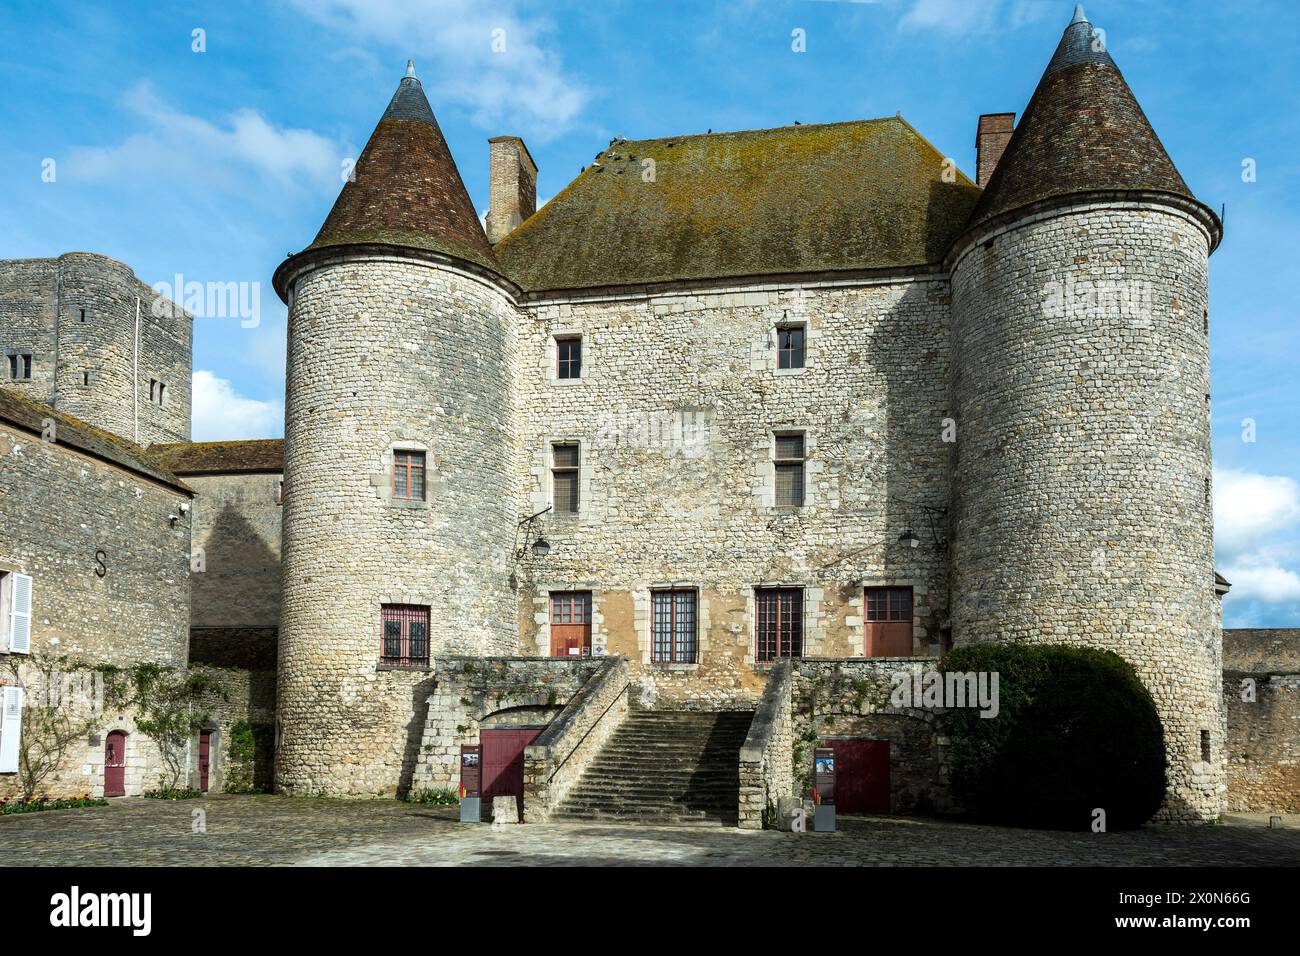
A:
[1,0,1297,626]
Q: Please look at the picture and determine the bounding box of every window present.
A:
[1200,729,1212,763]
[864,586,913,657]
[82,370,90,386]
[276,480,284,505]
[393,450,426,500]
[6,352,32,381]
[79,308,86,322]
[652,590,697,664]
[149,379,166,405]
[380,604,429,667]
[756,587,802,662]
[0,685,22,774]
[556,336,582,379]
[158,382,166,405]
[1,571,32,655]
[774,432,805,507]
[550,591,592,657]
[777,325,805,369]
[552,443,580,513]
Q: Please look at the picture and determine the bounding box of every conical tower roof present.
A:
[965,5,1214,240]
[294,61,497,274]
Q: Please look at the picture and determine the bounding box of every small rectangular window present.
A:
[652,590,697,664]
[380,604,429,667]
[149,379,157,402]
[774,432,805,507]
[6,355,16,380]
[777,325,805,369]
[556,336,582,379]
[276,480,284,505]
[157,382,166,405]
[7,353,33,381]
[393,450,426,500]
[82,370,90,386]
[1200,729,1211,763]
[756,587,802,662]
[552,443,580,512]
[79,309,86,322]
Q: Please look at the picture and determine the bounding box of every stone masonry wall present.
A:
[277,254,520,796]
[0,253,191,445]
[0,417,191,800]
[738,659,795,828]
[1224,629,1300,812]
[185,472,282,629]
[950,201,1222,822]
[513,277,952,707]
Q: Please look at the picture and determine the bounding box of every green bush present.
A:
[143,785,203,800]
[940,643,1166,830]
[1,793,109,814]
[403,787,460,806]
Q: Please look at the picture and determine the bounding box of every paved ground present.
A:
[2,795,1297,866]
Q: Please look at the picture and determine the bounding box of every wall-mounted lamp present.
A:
[515,506,553,561]
[531,536,551,558]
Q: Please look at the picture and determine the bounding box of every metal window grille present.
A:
[777,325,806,369]
[652,590,697,663]
[756,588,803,662]
[557,337,582,379]
[380,604,430,667]
[393,450,426,500]
[552,443,580,512]
[774,433,805,507]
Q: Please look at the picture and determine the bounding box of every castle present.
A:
[2,7,1296,824]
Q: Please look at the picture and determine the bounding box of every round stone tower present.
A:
[271,62,520,796]
[948,7,1225,821]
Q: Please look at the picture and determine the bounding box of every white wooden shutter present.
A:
[0,686,22,773]
[7,573,31,654]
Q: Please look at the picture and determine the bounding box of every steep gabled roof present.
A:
[298,62,496,273]
[0,388,191,493]
[495,117,981,293]
[966,5,1210,238]
[150,439,284,475]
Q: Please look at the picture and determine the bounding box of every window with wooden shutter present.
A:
[556,336,582,379]
[552,443,580,513]
[652,590,697,663]
[756,587,803,661]
[379,604,430,667]
[777,325,806,369]
[0,685,22,773]
[5,572,32,654]
[864,586,913,657]
[774,433,805,507]
[393,450,426,500]
[549,591,592,657]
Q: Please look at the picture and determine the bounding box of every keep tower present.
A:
[271,62,520,796]
[948,7,1225,820]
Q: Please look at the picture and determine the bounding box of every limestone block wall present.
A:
[276,254,520,796]
[192,666,277,793]
[185,472,282,629]
[949,201,1222,822]
[0,253,191,445]
[1223,629,1300,812]
[513,278,953,705]
[738,658,795,828]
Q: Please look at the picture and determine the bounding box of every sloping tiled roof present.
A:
[149,439,284,475]
[495,117,981,293]
[295,63,496,273]
[966,8,1204,237]
[0,387,190,493]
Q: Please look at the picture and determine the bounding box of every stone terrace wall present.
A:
[792,658,952,814]
[513,278,952,707]
[738,659,795,828]
[1224,629,1300,812]
[411,656,604,794]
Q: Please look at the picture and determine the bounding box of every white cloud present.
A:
[288,0,588,139]
[1213,467,1300,554]
[67,83,343,192]
[191,370,283,441]
[1219,558,1300,604]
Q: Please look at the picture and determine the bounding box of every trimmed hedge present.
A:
[940,643,1166,830]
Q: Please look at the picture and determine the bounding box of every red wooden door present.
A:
[550,592,592,657]
[822,738,890,814]
[104,730,127,797]
[481,727,544,820]
[864,587,913,657]
[199,730,212,792]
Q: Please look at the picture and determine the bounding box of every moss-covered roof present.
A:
[967,10,1203,236]
[495,117,981,292]
[0,387,191,493]
[149,439,283,475]
[296,68,496,274]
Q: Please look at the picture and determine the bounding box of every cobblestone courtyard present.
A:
[2,795,1297,866]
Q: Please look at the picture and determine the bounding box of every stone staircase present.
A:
[552,710,755,826]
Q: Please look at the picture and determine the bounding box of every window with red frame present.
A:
[393,450,426,500]
[380,604,429,667]
[756,587,803,662]
[651,590,697,663]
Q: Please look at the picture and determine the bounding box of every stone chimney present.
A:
[975,113,1015,188]
[486,136,538,243]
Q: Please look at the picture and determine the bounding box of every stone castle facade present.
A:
[2,7,1291,822]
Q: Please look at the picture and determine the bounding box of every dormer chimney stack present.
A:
[486,136,538,244]
[975,112,1016,188]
